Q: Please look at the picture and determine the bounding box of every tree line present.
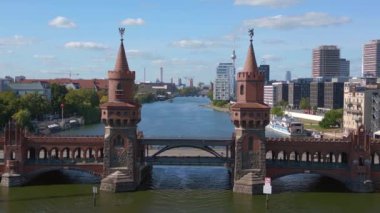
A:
[0,83,107,130]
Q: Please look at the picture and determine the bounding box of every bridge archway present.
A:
[25,167,101,185]
[27,147,36,160]
[151,145,224,158]
[38,148,48,159]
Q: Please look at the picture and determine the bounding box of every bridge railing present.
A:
[25,158,103,165]
[266,160,348,169]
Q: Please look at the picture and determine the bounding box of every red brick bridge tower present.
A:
[230,29,270,194]
[99,28,148,192]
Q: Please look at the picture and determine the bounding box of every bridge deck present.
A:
[146,156,231,166]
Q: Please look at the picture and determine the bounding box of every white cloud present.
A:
[49,16,76,28]
[0,35,34,46]
[33,54,55,60]
[171,39,217,48]
[121,18,145,26]
[126,49,160,60]
[262,54,283,62]
[243,12,351,29]
[262,39,286,44]
[64,42,108,50]
[234,0,300,7]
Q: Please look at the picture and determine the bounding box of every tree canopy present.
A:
[319,109,343,128]
[271,106,284,117]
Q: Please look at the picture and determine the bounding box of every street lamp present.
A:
[60,103,64,124]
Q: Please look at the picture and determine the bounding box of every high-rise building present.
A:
[259,64,270,84]
[312,45,340,78]
[363,40,380,77]
[273,82,288,105]
[285,71,291,82]
[324,82,344,109]
[288,78,312,109]
[178,78,182,86]
[213,62,235,100]
[310,82,324,108]
[340,58,350,77]
[264,85,277,107]
[189,78,194,88]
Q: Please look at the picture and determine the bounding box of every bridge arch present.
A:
[38,147,48,159]
[27,147,36,160]
[61,147,71,159]
[24,167,102,185]
[151,145,224,158]
[49,147,59,159]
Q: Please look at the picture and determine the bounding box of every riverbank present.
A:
[201,104,230,113]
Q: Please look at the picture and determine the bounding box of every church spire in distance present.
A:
[114,27,130,72]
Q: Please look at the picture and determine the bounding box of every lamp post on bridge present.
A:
[60,103,64,124]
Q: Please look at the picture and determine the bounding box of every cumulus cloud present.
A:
[171,39,217,49]
[0,35,34,46]
[49,16,76,28]
[121,18,145,26]
[64,42,108,50]
[243,12,351,29]
[234,0,300,7]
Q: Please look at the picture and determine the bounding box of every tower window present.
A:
[116,83,123,90]
[240,85,244,95]
[114,135,124,147]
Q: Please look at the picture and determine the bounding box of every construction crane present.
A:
[47,71,79,78]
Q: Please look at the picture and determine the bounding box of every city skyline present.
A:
[0,0,379,84]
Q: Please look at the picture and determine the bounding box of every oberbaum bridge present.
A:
[1,28,380,195]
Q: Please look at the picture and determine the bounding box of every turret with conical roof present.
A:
[230,29,270,195]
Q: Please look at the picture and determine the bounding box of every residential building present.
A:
[213,62,235,100]
[312,45,340,78]
[343,80,380,135]
[363,39,380,77]
[340,58,350,77]
[259,64,270,84]
[310,82,325,108]
[20,78,108,91]
[8,82,51,100]
[0,78,12,92]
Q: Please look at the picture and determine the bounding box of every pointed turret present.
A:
[114,41,130,72]
[242,38,259,74]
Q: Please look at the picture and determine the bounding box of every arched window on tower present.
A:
[248,137,253,150]
[240,85,244,95]
[114,135,124,147]
[117,83,123,90]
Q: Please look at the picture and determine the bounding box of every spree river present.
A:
[1,97,380,212]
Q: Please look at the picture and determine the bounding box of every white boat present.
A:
[269,115,305,136]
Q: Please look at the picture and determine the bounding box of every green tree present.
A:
[64,89,100,124]
[0,92,18,127]
[300,98,311,110]
[271,106,284,117]
[19,93,52,120]
[207,90,213,101]
[319,109,343,128]
[212,100,229,107]
[51,83,68,114]
[12,109,32,129]
[277,100,288,109]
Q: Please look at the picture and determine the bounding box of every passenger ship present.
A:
[269,115,305,136]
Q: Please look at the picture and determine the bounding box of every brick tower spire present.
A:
[231,29,270,195]
[100,28,146,192]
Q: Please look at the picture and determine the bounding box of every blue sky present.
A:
[0,0,379,84]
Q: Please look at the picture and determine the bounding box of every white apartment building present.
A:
[343,79,380,135]
[264,85,278,107]
[213,63,235,100]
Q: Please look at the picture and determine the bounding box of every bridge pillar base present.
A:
[0,173,25,187]
[346,180,374,193]
[233,172,264,195]
[100,171,137,193]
